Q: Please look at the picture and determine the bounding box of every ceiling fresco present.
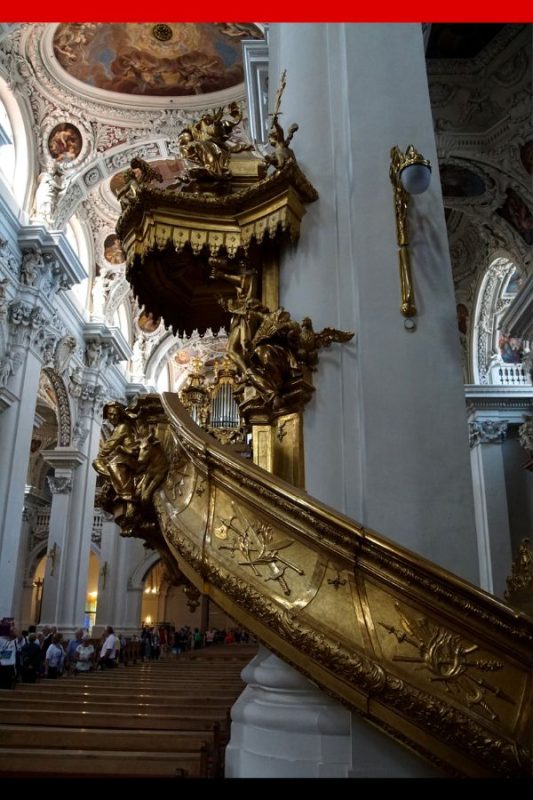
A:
[52,23,263,97]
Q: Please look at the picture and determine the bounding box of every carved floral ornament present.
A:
[468,419,508,447]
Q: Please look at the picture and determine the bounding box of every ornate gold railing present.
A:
[97,393,531,778]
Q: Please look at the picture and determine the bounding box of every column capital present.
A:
[41,447,87,471]
[469,419,509,448]
[82,322,131,370]
[0,385,17,413]
[47,476,72,494]
[17,225,86,291]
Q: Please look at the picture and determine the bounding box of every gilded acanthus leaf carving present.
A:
[380,604,514,720]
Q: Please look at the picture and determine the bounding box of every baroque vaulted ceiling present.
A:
[52,23,262,97]
[0,23,267,387]
[426,24,532,309]
[0,23,530,387]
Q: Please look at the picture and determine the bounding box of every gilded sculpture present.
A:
[214,262,353,415]
[505,538,533,615]
[117,157,163,210]
[93,402,138,501]
[93,399,169,545]
[264,71,299,172]
[93,80,533,777]
[177,101,251,183]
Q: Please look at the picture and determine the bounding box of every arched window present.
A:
[0,77,32,209]
[0,96,15,185]
[472,256,530,386]
[65,216,91,312]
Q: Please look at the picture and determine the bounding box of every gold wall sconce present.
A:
[389,145,432,320]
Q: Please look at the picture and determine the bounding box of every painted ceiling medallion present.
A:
[48,122,82,162]
[52,22,263,97]
[152,24,173,43]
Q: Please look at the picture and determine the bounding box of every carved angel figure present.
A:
[178,102,251,181]
[54,335,77,375]
[298,317,354,369]
[85,340,102,368]
[264,117,299,171]
[33,166,64,223]
[0,349,23,387]
[117,157,163,210]
[217,270,353,409]
[20,248,43,287]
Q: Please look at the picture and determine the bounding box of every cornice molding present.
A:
[41,447,86,470]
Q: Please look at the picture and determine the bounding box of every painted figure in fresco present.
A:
[53,23,259,97]
[498,333,524,365]
[138,311,160,334]
[48,124,82,162]
[104,234,126,265]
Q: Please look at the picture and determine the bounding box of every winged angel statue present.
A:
[217,267,353,410]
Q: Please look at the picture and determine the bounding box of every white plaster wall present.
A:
[270,23,478,583]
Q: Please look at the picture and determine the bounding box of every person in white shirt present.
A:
[0,624,17,689]
[45,632,64,678]
[98,625,118,669]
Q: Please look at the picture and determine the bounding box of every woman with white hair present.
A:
[75,634,95,673]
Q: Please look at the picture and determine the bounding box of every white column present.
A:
[0,346,42,619]
[114,535,145,636]
[0,228,86,621]
[38,377,104,637]
[228,22,479,779]
[57,403,103,635]
[270,23,478,583]
[18,504,39,629]
[93,513,121,636]
[469,419,513,596]
[348,712,440,777]
[226,647,353,778]
[39,449,86,630]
